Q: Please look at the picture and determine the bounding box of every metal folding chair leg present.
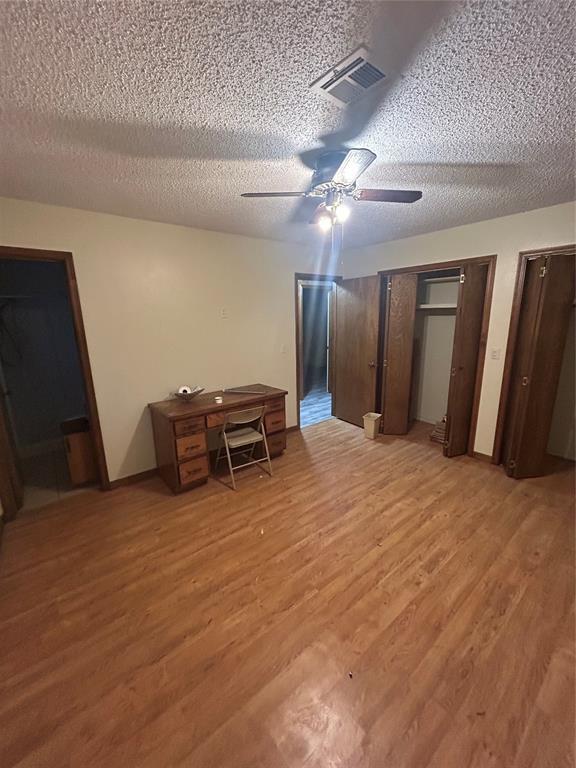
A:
[261,428,273,477]
[223,435,237,490]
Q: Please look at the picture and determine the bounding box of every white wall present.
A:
[0,197,338,481]
[343,202,576,456]
[412,312,456,425]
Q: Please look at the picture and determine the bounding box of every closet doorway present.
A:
[493,245,575,478]
[0,246,108,520]
[295,273,339,428]
[378,256,495,456]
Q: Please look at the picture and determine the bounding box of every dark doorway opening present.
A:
[295,276,337,428]
[0,247,108,519]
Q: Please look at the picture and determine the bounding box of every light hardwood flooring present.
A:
[0,420,574,767]
[300,385,333,427]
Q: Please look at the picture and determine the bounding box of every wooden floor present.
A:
[0,420,574,767]
[300,385,333,427]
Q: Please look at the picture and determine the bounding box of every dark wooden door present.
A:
[333,276,381,427]
[502,253,575,478]
[444,263,488,457]
[381,273,418,434]
[0,388,23,521]
[327,288,335,394]
[297,282,304,401]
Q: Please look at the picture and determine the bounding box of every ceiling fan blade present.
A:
[354,188,422,203]
[241,191,307,198]
[332,148,376,185]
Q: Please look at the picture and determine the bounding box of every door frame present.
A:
[0,245,111,508]
[492,243,576,465]
[378,253,496,457]
[294,272,341,429]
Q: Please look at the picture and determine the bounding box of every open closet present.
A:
[380,259,491,455]
[411,271,459,432]
[331,256,494,458]
[494,245,575,478]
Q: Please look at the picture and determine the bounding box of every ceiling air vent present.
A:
[310,46,386,108]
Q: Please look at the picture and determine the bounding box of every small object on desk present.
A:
[174,385,204,401]
[223,386,268,395]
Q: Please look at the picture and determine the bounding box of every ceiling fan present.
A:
[240,148,422,230]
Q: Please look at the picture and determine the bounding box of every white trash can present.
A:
[363,412,381,439]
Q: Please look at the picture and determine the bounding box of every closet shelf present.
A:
[417,303,457,310]
[422,276,460,284]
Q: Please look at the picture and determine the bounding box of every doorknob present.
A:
[368,361,376,368]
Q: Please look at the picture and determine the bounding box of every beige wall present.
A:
[0,197,338,481]
[343,202,576,456]
[413,312,456,425]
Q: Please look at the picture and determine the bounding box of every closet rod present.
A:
[422,276,460,284]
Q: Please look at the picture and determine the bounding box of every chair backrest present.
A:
[223,406,265,430]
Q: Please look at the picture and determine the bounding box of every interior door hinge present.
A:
[383,359,388,368]
[460,273,465,283]
[387,281,392,291]
[539,257,548,278]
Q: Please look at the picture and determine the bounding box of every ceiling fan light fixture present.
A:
[334,203,350,223]
[317,213,333,232]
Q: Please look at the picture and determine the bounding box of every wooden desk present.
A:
[149,384,288,493]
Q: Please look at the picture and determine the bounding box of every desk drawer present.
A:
[267,431,286,456]
[174,416,205,436]
[206,403,264,429]
[176,432,207,460]
[265,397,285,413]
[206,411,226,428]
[179,456,209,485]
[265,410,285,434]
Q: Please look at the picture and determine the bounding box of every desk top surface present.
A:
[149,384,288,420]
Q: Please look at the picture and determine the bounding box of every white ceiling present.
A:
[0,0,574,248]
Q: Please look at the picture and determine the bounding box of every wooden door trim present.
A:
[0,245,111,491]
[294,272,341,429]
[492,243,576,465]
[378,254,496,278]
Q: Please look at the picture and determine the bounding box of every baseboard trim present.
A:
[286,425,300,434]
[110,468,158,489]
[473,451,493,463]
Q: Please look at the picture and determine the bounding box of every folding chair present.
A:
[214,406,272,490]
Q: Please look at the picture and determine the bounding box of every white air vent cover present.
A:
[310,46,386,108]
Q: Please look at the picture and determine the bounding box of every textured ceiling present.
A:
[0,0,574,248]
